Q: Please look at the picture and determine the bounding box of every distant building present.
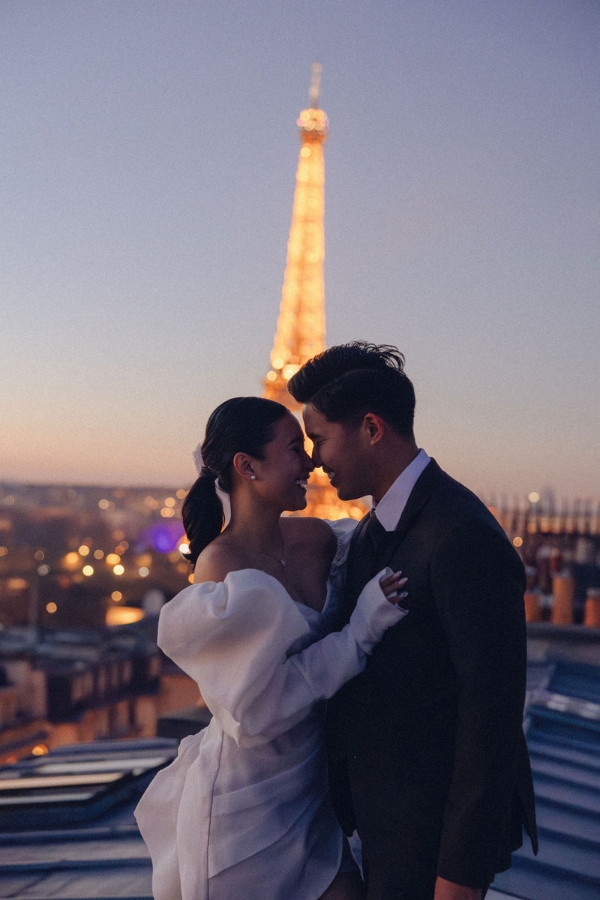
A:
[0,621,159,762]
[485,494,600,624]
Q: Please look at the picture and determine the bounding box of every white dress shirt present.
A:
[372,449,431,532]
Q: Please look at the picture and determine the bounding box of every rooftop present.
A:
[0,659,597,898]
[0,737,177,899]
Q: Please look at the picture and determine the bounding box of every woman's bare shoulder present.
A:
[281,516,336,555]
[193,536,249,584]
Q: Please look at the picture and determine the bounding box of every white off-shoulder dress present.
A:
[135,521,406,900]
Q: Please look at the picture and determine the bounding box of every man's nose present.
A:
[304,451,315,471]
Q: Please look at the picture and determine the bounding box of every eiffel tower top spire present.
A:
[309,61,322,108]
[264,66,329,410]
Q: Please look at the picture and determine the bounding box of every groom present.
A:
[288,343,537,900]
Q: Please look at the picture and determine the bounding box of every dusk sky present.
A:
[2,0,599,498]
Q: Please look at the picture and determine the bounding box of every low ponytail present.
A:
[182,468,224,567]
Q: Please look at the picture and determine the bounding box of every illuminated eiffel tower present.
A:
[264,66,365,521]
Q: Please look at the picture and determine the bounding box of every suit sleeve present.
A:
[430,524,527,887]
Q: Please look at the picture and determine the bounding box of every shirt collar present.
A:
[372,449,431,532]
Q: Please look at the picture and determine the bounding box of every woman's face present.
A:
[251,414,314,511]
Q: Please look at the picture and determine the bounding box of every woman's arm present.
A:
[158,568,407,747]
[234,568,407,742]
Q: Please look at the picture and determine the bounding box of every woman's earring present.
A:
[250,475,257,480]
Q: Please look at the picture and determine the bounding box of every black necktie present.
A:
[367,510,396,575]
[366,508,385,544]
[341,511,396,625]
[361,510,396,576]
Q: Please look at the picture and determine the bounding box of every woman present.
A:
[135,397,408,900]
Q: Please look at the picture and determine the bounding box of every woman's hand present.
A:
[379,571,409,607]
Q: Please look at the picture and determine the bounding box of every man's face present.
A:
[303,404,373,501]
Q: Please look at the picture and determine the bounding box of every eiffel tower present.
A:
[264,66,365,521]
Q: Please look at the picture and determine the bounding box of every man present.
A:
[288,343,537,900]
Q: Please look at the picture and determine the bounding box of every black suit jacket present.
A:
[327,460,537,889]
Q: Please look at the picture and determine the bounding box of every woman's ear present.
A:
[232,452,256,480]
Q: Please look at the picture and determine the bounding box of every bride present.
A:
[135,397,409,900]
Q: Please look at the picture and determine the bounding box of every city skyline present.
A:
[2,1,599,496]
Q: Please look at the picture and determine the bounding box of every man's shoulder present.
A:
[421,463,482,512]
[405,465,525,587]
[420,463,507,538]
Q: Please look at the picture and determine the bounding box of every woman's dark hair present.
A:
[182,397,289,567]
[288,341,416,438]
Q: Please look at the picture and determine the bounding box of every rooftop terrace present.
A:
[0,657,597,899]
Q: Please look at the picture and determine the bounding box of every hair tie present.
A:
[191,441,231,523]
[192,443,205,475]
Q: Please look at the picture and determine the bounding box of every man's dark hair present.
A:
[288,341,416,438]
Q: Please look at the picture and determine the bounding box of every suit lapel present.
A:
[376,459,443,569]
[342,460,445,622]
[344,459,444,600]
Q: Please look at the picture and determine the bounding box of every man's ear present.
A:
[361,413,386,446]
[232,452,256,480]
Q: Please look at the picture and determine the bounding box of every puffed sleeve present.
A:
[158,568,406,746]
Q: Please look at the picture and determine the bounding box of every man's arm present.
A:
[430,523,527,888]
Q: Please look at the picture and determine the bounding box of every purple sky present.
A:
[1,0,599,497]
